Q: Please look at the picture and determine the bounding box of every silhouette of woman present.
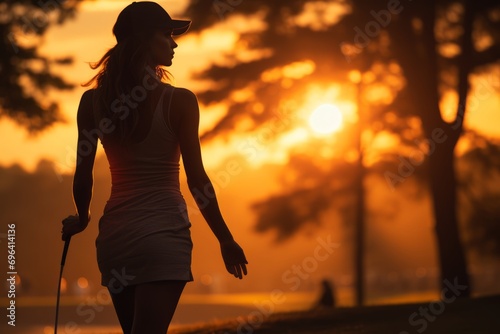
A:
[61,2,248,333]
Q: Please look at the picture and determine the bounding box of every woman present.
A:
[61,2,248,333]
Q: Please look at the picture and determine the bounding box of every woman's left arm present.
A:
[62,89,97,240]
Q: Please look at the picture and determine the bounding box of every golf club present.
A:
[55,236,71,334]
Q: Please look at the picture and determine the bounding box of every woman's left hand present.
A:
[61,214,88,241]
[220,239,248,279]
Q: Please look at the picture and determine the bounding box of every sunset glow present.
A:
[308,103,343,135]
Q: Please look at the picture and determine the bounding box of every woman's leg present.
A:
[131,280,186,334]
[108,285,136,334]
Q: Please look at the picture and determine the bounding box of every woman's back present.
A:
[95,84,193,287]
[100,85,186,217]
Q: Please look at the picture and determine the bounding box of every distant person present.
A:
[61,2,248,333]
[314,279,336,309]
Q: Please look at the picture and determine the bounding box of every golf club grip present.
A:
[61,236,71,266]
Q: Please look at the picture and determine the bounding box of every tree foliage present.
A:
[184,0,354,141]
[184,0,500,249]
[0,0,81,132]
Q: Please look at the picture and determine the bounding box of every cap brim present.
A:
[171,19,191,36]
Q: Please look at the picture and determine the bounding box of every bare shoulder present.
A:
[77,89,96,125]
[167,87,199,133]
[169,86,199,123]
[80,88,96,105]
[78,88,96,114]
[171,86,198,110]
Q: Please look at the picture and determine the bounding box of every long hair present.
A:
[83,32,171,144]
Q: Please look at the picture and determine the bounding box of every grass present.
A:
[170,294,500,334]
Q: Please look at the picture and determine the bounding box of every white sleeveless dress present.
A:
[95,86,193,288]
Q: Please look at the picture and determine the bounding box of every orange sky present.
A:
[1,0,499,171]
[0,0,268,171]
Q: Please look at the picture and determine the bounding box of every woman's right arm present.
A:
[62,89,96,240]
[173,87,248,279]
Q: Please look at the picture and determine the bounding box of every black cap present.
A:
[113,1,191,43]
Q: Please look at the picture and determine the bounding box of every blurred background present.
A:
[1,0,499,333]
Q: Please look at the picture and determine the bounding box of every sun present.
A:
[308,103,343,135]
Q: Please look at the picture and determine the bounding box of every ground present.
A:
[171,294,500,334]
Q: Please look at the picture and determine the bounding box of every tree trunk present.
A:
[354,76,366,306]
[428,129,471,298]
[388,1,472,297]
[354,150,365,306]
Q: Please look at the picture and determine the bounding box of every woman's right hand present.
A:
[220,239,248,279]
[61,214,88,241]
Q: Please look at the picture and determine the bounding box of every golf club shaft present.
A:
[55,236,71,334]
[61,236,71,266]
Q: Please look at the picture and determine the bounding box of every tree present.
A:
[184,0,353,141]
[0,0,81,133]
[183,0,500,302]
[378,0,499,298]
